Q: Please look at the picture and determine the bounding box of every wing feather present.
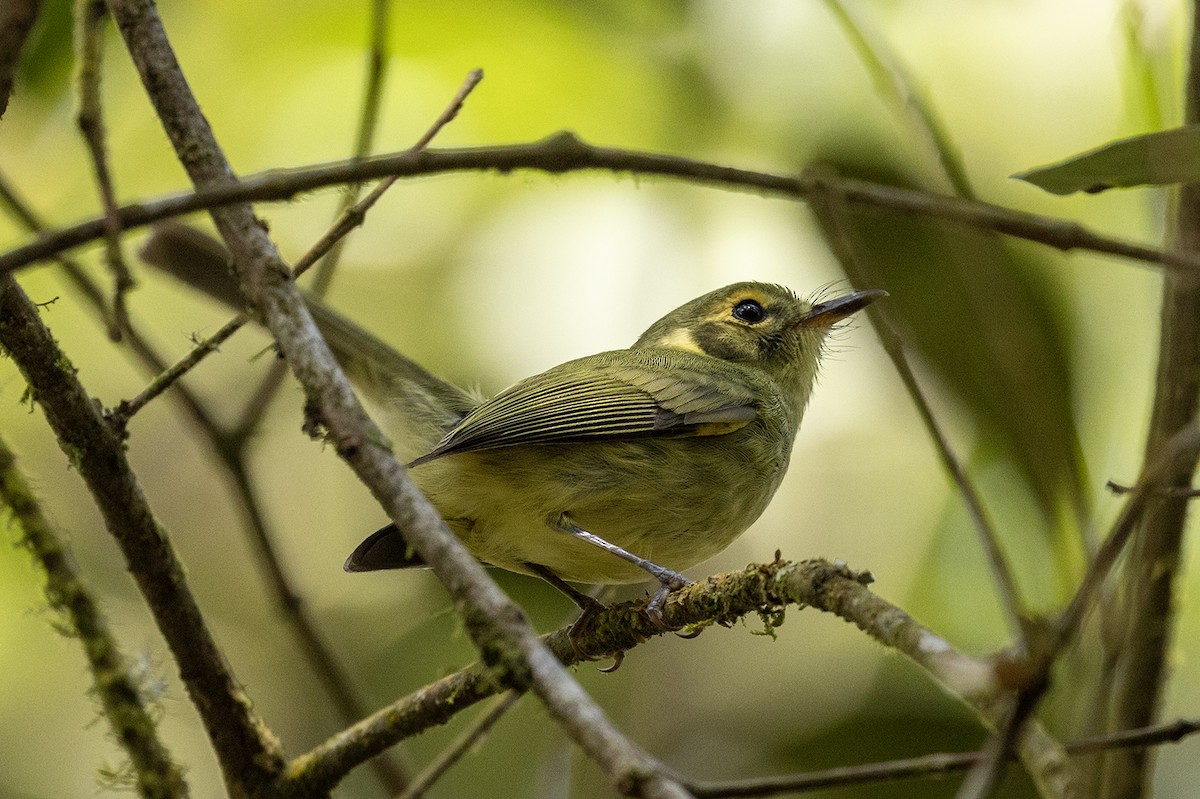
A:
[409,349,758,465]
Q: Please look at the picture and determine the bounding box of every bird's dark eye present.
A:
[732,299,766,324]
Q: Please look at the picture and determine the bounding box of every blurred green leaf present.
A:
[1014,126,1200,195]
[17,0,74,98]
[812,157,1086,535]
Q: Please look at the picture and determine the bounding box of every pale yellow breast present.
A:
[410,429,790,585]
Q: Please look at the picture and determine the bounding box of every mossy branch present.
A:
[0,273,285,797]
[0,433,188,799]
[284,558,1072,798]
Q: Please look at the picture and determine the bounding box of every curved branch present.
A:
[1,132,1196,275]
[283,559,1072,797]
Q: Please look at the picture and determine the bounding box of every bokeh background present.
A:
[1,0,1197,796]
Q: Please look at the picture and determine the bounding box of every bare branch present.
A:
[283,559,1075,795]
[3,133,1198,276]
[684,716,1200,798]
[73,0,134,339]
[397,691,522,799]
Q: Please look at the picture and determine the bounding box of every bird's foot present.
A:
[644,569,696,635]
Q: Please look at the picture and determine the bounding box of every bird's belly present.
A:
[413,435,789,585]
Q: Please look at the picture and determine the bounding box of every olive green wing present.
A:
[409,350,758,466]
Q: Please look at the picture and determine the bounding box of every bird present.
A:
[141,222,885,630]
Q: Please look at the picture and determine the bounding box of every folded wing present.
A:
[409,350,758,466]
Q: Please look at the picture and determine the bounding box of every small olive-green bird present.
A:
[142,223,884,624]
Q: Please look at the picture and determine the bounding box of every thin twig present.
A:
[0,169,223,438]
[683,715,1200,798]
[808,180,1027,636]
[229,66,484,442]
[3,133,1198,275]
[74,0,134,339]
[111,313,247,425]
[1056,422,1200,648]
[398,691,523,799]
[1105,478,1200,497]
[290,68,484,281]
[231,0,397,445]
[0,433,189,799]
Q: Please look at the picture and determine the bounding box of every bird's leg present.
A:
[525,561,607,623]
[525,562,622,669]
[552,513,692,632]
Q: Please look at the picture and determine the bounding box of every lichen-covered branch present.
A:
[283,559,1072,798]
[0,274,285,797]
[0,433,188,799]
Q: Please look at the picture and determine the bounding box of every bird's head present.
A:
[633,281,886,403]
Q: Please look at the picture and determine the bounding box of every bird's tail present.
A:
[139,222,477,458]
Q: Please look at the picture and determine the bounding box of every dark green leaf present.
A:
[811,158,1086,535]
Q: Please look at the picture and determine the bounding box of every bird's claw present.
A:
[598,651,625,673]
[645,571,693,632]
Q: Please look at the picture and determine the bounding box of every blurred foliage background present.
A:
[1,0,1198,797]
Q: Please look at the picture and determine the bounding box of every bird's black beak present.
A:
[799,288,888,328]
